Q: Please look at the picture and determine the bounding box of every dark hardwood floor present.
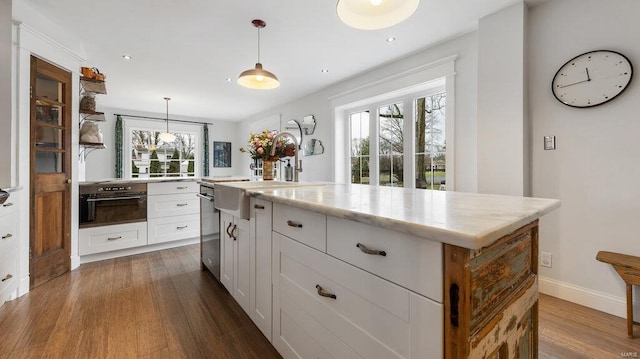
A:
[0,243,638,358]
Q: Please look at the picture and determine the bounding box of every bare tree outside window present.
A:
[415,93,446,190]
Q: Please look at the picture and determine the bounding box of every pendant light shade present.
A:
[238,19,280,90]
[158,97,176,143]
[337,0,420,30]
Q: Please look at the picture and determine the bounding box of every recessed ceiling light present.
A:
[122,55,132,60]
[226,78,233,82]
[386,37,396,42]
[321,69,329,73]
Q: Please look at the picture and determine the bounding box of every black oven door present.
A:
[79,192,147,228]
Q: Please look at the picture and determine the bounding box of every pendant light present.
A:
[237,19,280,90]
[158,97,176,143]
[337,0,420,30]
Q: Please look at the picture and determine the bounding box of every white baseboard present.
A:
[78,237,199,264]
[539,276,628,319]
[71,255,80,270]
[18,275,29,297]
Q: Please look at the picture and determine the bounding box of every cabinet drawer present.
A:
[327,216,443,302]
[79,222,148,255]
[273,203,326,252]
[277,234,442,359]
[148,213,200,244]
[0,248,18,302]
[0,212,18,254]
[147,181,198,195]
[147,193,200,218]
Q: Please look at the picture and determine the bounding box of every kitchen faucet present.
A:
[270,132,302,182]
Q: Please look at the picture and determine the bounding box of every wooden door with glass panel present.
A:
[30,56,72,288]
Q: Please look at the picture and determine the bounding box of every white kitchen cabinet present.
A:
[147,182,200,245]
[272,232,442,359]
[220,211,250,314]
[79,222,147,255]
[249,197,273,341]
[0,195,19,306]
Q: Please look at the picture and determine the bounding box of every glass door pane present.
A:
[34,74,66,174]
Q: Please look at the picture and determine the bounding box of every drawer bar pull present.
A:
[176,186,188,189]
[2,274,13,282]
[2,202,13,207]
[176,203,189,207]
[177,225,188,229]
[287,220,303,228]
[356,243,387,257]
[254,204,265,209]
[2,233,12,240]
[107,236,122,241]
[315,285,337,300]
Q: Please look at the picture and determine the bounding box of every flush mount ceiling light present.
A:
[237,19,280,90]
[158,97,176,143]
[337,0,420,30]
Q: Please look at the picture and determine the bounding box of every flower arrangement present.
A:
[240,130,296,161]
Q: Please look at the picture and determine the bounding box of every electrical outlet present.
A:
[540,251,552,268]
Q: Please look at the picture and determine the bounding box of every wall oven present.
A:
[79,183,147,228]
[198,183,220,281]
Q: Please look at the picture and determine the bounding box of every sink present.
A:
[214,181,324,219]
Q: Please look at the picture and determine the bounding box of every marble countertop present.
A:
[249,183,560,250]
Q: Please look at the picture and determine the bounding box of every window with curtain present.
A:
[122,118,202,179]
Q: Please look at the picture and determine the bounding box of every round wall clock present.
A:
[551,50,633,108]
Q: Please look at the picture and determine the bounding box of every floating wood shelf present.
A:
[79,142,106,149]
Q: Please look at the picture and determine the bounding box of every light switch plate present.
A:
[544,136,556,150]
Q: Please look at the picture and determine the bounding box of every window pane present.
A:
[349,111,370,184]
[379,103,403,187]
[130,129,197,178]
[415,92,446,190]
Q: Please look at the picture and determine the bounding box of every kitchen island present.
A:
[216,182,559,359]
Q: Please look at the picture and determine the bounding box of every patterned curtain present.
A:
[203,124,210,177]
[115,115,123,178]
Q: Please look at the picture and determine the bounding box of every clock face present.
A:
[552,50,633,108]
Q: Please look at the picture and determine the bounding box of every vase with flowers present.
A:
[240,130,296,180]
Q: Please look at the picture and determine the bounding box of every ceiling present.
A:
[25,0,523,121]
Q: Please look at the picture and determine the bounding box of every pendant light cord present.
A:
[164,97,170,132]
[257,26,261,63]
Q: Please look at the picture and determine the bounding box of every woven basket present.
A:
[80,95,96,112]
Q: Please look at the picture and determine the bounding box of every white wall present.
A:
[529,0,640,318]
[83,107,242,180]
[477,2,528,196]
[240,31,479,192]
[0,0,12,189]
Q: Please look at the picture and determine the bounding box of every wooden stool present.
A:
[596,251,640,338]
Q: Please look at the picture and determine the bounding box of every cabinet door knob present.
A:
[287,220,303,228]
[315,284,337,300]
[66,179,72,184]
[1,233,12,240]
[356,243,387,257]
[1,274,13,282]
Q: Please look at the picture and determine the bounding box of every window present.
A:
[415,92,446,190]
[350,111,370,184]
[124,119,201,179]
[341,79,450,189]
[379,103,404,187]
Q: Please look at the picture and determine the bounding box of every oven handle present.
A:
[86,195,143,202]
[196,193,214,202]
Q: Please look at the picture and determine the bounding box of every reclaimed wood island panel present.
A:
[232,183,560,359]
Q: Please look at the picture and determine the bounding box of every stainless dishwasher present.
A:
[198,183,220,280]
